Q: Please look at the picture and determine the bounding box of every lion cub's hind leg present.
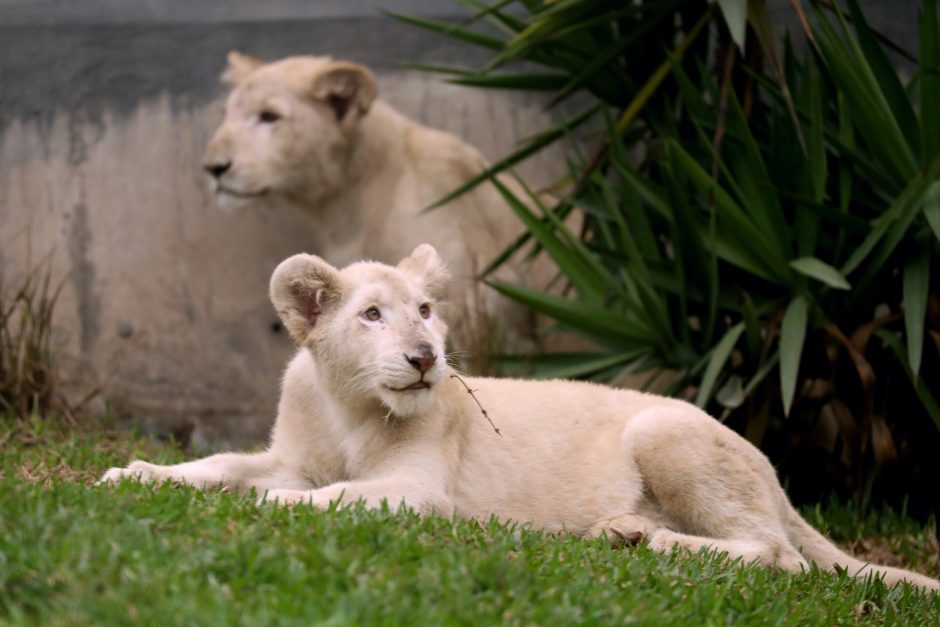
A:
[626,406,809,573]
[586,513,808,572]
[647,529,808,572]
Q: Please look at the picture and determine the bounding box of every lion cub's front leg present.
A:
[98,451,299,494]
[99,460,181,486]
[260,476,452,516]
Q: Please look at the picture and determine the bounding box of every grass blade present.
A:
[924,179,940,244]
[385,12,504,50]
[666,139,789,283]
[840,168,935,276]
[789,257,852,290]
[452,0,518,32]
[876,329,940,430]
[811,3,918,185]
[454,0,529,37]
[902,251,930,377]
[695,323,745,408]
[616,5,716,133]
[487,176,609,302]
[717,0,748,50]
[502,350,647,381]
[723,92,793,265]
[780,296,809,416]
[424,105,601,211]
[547,24,643,108]
[720,352,780,422]
[487,281,653,348]
[921,0,940,162]
[850,161,940,296]
[742,293,761,360]
[396,63,472,77]
[451,72,570,91]
[513,176,629,299]
[844,0,921,156]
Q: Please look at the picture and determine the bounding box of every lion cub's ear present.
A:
[397,244,450,299]
[311,61,377,129]
[221,51,264,85]
[270,254,343,344]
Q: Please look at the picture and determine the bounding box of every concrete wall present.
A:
[0,1,565,448]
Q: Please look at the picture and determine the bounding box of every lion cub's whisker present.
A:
[341,365,387,393]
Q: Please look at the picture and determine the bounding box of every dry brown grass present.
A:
[0,256,65,420]
[0,417,185,487]
[843,535,940,579]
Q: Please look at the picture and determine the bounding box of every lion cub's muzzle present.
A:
[389,342,438,391]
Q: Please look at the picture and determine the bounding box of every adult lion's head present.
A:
[202,52,377,209]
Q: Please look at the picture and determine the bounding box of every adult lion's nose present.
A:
[203,161,232,178]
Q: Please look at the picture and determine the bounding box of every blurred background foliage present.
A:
[396,0,940,519]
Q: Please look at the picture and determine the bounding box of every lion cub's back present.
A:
[466,375,685,432]
[450,376,687,529]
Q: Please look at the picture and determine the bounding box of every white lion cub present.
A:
[101,245,939,592]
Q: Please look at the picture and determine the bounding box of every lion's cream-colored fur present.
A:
[202,52,545,361]
[101,246,939,593]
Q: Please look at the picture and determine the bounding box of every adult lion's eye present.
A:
[419,304,431,319]
[364,307,381,321]
[259,110,281,124]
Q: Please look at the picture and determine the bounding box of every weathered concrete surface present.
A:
[0,5,566,448]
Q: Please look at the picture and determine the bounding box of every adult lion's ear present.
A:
[221,51,264,85]
[398,244,450,299]
[311,61,377,129]
[270,254,342,345]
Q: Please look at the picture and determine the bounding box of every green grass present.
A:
[1,417,938,625]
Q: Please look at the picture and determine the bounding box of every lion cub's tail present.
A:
[785,506,939,592]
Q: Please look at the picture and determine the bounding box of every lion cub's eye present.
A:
[258,110,281,124]
[364,307,381,321]
[418,304,431,319]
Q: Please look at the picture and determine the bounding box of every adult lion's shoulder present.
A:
[402,121,488,185]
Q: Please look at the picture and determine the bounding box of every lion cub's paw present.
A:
[257,488,313,507]
[96,461,165,486]
[647,529,680,554]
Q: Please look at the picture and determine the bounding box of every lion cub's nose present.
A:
[204,161,232,178]
[405,343,437,373]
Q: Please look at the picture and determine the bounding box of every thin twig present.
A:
[450,374,501,436]
[711,44,737,182]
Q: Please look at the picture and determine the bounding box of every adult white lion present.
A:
[202,51,547,365]
[101,245,939,593]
